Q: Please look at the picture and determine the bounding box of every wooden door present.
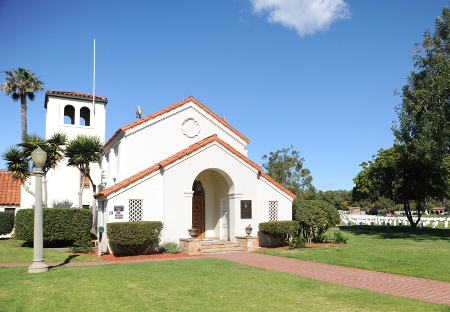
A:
[192,196,205,238]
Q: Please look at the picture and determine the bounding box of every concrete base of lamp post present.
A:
[28,261,49,273]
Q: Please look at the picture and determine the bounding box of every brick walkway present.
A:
[3,252,450,306]
[203,252,450,306]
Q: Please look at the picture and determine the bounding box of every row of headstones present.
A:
[340,214,449,228]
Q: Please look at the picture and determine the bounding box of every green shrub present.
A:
[51,199,74,208]
[160,241,180,254]
[107,221,163,255]
[0,211,15,235]
[259,221,300,246]
[333,231,348,244]
[14,208,92,247]
[288,235,306,249]
[295,200,340,243]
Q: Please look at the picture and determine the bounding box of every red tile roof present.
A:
[0,171,21,205]
[95,135,295,199]
[45,90,108,108]
[104,96,250,147]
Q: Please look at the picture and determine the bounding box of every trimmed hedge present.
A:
[259,221,300,246]
[107,221,163,255]
[0,211,15,235]
[15,208,92,246]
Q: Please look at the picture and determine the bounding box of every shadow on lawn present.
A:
[48,254,80,268]
[338,225,450,242]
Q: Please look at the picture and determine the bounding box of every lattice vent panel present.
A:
[129,199,143,222]
[268,201,278,221]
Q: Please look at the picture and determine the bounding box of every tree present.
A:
[317,190,351,210]
[65,135,103,210]
[2,133,68,207]
[353,146,450,229]
[262,145,314,199]
[353,7,450,229]
[1,68,44,142]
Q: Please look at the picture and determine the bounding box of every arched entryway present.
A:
[191,169,234,240]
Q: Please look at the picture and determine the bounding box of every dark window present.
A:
[64,105,75,125]
[80,107,90,126]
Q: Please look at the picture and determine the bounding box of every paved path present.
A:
[3,252,450,306]
[203,252,450,306]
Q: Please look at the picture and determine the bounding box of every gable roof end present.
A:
[95,135,295,199]
[104,96,250,148]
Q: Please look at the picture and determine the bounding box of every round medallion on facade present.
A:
[181,118,200,138]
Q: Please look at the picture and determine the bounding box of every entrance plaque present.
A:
[240,200,252,219]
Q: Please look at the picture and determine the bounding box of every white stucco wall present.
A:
[98,141,292,251]
[103,101,248,182]
[45,96,106,142]
[43,93,106,208]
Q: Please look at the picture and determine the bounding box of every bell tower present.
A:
[45,90,107,141]
[43,90,108,209]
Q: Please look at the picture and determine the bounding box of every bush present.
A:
[333,231,348,244]
[160,241,180,254]
[295,200,340,243]
[107,221,163,255]
[51,199,74,208]
[0,211,15,235]
[14,208,92,247]
[288,235,306,249]
[259,221,300,246]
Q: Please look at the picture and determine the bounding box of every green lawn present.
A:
[1,259,448,311]
[0,238,102,264]
[1,227,450,311]
[258,226,450,282]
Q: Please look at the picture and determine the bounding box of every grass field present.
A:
[0,226,449,311]
[258,226,450,282]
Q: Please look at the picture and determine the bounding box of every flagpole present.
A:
[93,38,96,115]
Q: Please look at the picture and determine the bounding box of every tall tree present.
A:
[65,135,103,210]
[2,133,68,207]
[1,68,44,142]
[262,145,314,199]
[353,6,450,229]
[352,146,450,228]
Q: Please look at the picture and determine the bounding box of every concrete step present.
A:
[199,241,246,254]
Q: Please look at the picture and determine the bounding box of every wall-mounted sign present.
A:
[114,205,124,219]
[240,200,252,219]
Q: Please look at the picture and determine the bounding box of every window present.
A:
[129,199,143,221]
[80,107,91,126]
[64,105,75,125]
[268,201,278,221]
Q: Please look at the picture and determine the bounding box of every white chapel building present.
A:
[40,91,295,252]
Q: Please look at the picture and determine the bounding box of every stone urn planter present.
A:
[245,224,252,236]
[188,227,198,238]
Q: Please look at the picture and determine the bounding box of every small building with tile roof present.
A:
[0,171,21,212]
[94,96,295,252]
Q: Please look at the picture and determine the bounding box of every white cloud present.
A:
[250,0,351,37]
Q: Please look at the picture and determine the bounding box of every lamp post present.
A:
[28,147,48,273]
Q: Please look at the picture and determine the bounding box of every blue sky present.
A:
[0,0,448,191]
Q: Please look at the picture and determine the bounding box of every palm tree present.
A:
[65,135,103,210]
[1,68,44,142]
[2,133,68,207]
